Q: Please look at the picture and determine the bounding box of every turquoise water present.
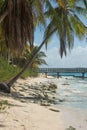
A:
[49,72,87,77]
[55,76,87,109]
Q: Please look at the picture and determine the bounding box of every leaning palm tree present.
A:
[0,0,46,93]
[23,46,47,68]
[12,45,47,68]
[0,0,87,93]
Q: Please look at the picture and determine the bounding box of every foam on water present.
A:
[56,76,87,109]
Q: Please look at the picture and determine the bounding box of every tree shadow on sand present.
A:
[11,83,59,106]
[0,124,6,128]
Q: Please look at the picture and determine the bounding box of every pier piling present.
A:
[82,72,85,79]
[57,72,59,78]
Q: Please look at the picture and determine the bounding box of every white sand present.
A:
[0,98,64,130]
[0,76,87,130]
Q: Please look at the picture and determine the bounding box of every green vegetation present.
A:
[0,0,87,92]
[23,45,47,68]
[0,58,20,82]
[0,100,9,111]
[21,69,37,79]
[0,58,37,82]
[12,45,47,68]
[65,126,76,130]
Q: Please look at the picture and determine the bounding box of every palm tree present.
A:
[0,0,87,93]
[3,0,34,52]
[23,46,47,68]
[44,0,87,57]
[0,0,47,93]
[12,45,47,68]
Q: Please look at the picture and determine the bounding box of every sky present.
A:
[34,5,87,68]
[35,31,87,68]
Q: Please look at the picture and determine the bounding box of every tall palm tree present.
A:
[3,0,34,52]
[0,0,46,93]
[0,0,46,54]
[44,0,87,57]
[0,0,87,93]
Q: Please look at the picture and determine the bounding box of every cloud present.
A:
[42,46,87,68]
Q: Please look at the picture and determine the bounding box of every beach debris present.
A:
[12,79,58,106]
[40,100,50,106]
[49,107,60,112]
[62,83,69,85]
[65,126,76,130]
[59,98,65,102]
[49,83,57,89]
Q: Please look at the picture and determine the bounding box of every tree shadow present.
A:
[0,124,6,128]
[11,84,58,106]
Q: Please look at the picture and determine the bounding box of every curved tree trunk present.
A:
[0,2,44,93]
[0,34,46,93]
[0,28,55,93]
[0,38,46,93]
[7,39,46,88]
[0,6,56,93]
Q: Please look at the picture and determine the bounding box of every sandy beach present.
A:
[0,76,87,130]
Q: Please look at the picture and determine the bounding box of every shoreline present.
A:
[0,76,87,130]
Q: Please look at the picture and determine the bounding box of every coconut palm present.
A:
[44,0,87,57]
[0,0,87,93]
[12,45,47,68]
[3,0,34,53]
[0,0,47,92]
[23,46,47,68]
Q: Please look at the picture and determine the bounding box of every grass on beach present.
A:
[66,126,76,130]
[0,100,10,111]
[0,58,37,82]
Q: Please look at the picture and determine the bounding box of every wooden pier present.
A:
[36,68,87,79]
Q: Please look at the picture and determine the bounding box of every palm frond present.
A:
[2,0,34,54]
[44,1,87,57]
[32,0,46,28]
[74,6,87,17]
[67,0,75,8]
[44,20,57,40]
[57,0,67,9]
[83,0,87,8]
[69,14,87,39]
[38,51,47,57]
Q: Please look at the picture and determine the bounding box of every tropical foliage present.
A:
[44,0,87,57]
[12,45,47,68]
[0,58,37,82]
[0,0,87,56]
[0,0,87,92]
[23,45,47,68]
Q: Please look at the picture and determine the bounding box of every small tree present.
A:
[12,45,47,68]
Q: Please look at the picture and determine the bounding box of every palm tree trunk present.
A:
[0,10,8,23]
[8,48,10,64]
[7,39,46,87]
[7,28,56,88]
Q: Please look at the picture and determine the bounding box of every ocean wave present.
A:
[78,80,87,84]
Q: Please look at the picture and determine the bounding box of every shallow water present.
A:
[56,77,87,109]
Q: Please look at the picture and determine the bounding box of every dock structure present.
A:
[36,68,87,79]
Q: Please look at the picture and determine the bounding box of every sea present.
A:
[49,72,87,109]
